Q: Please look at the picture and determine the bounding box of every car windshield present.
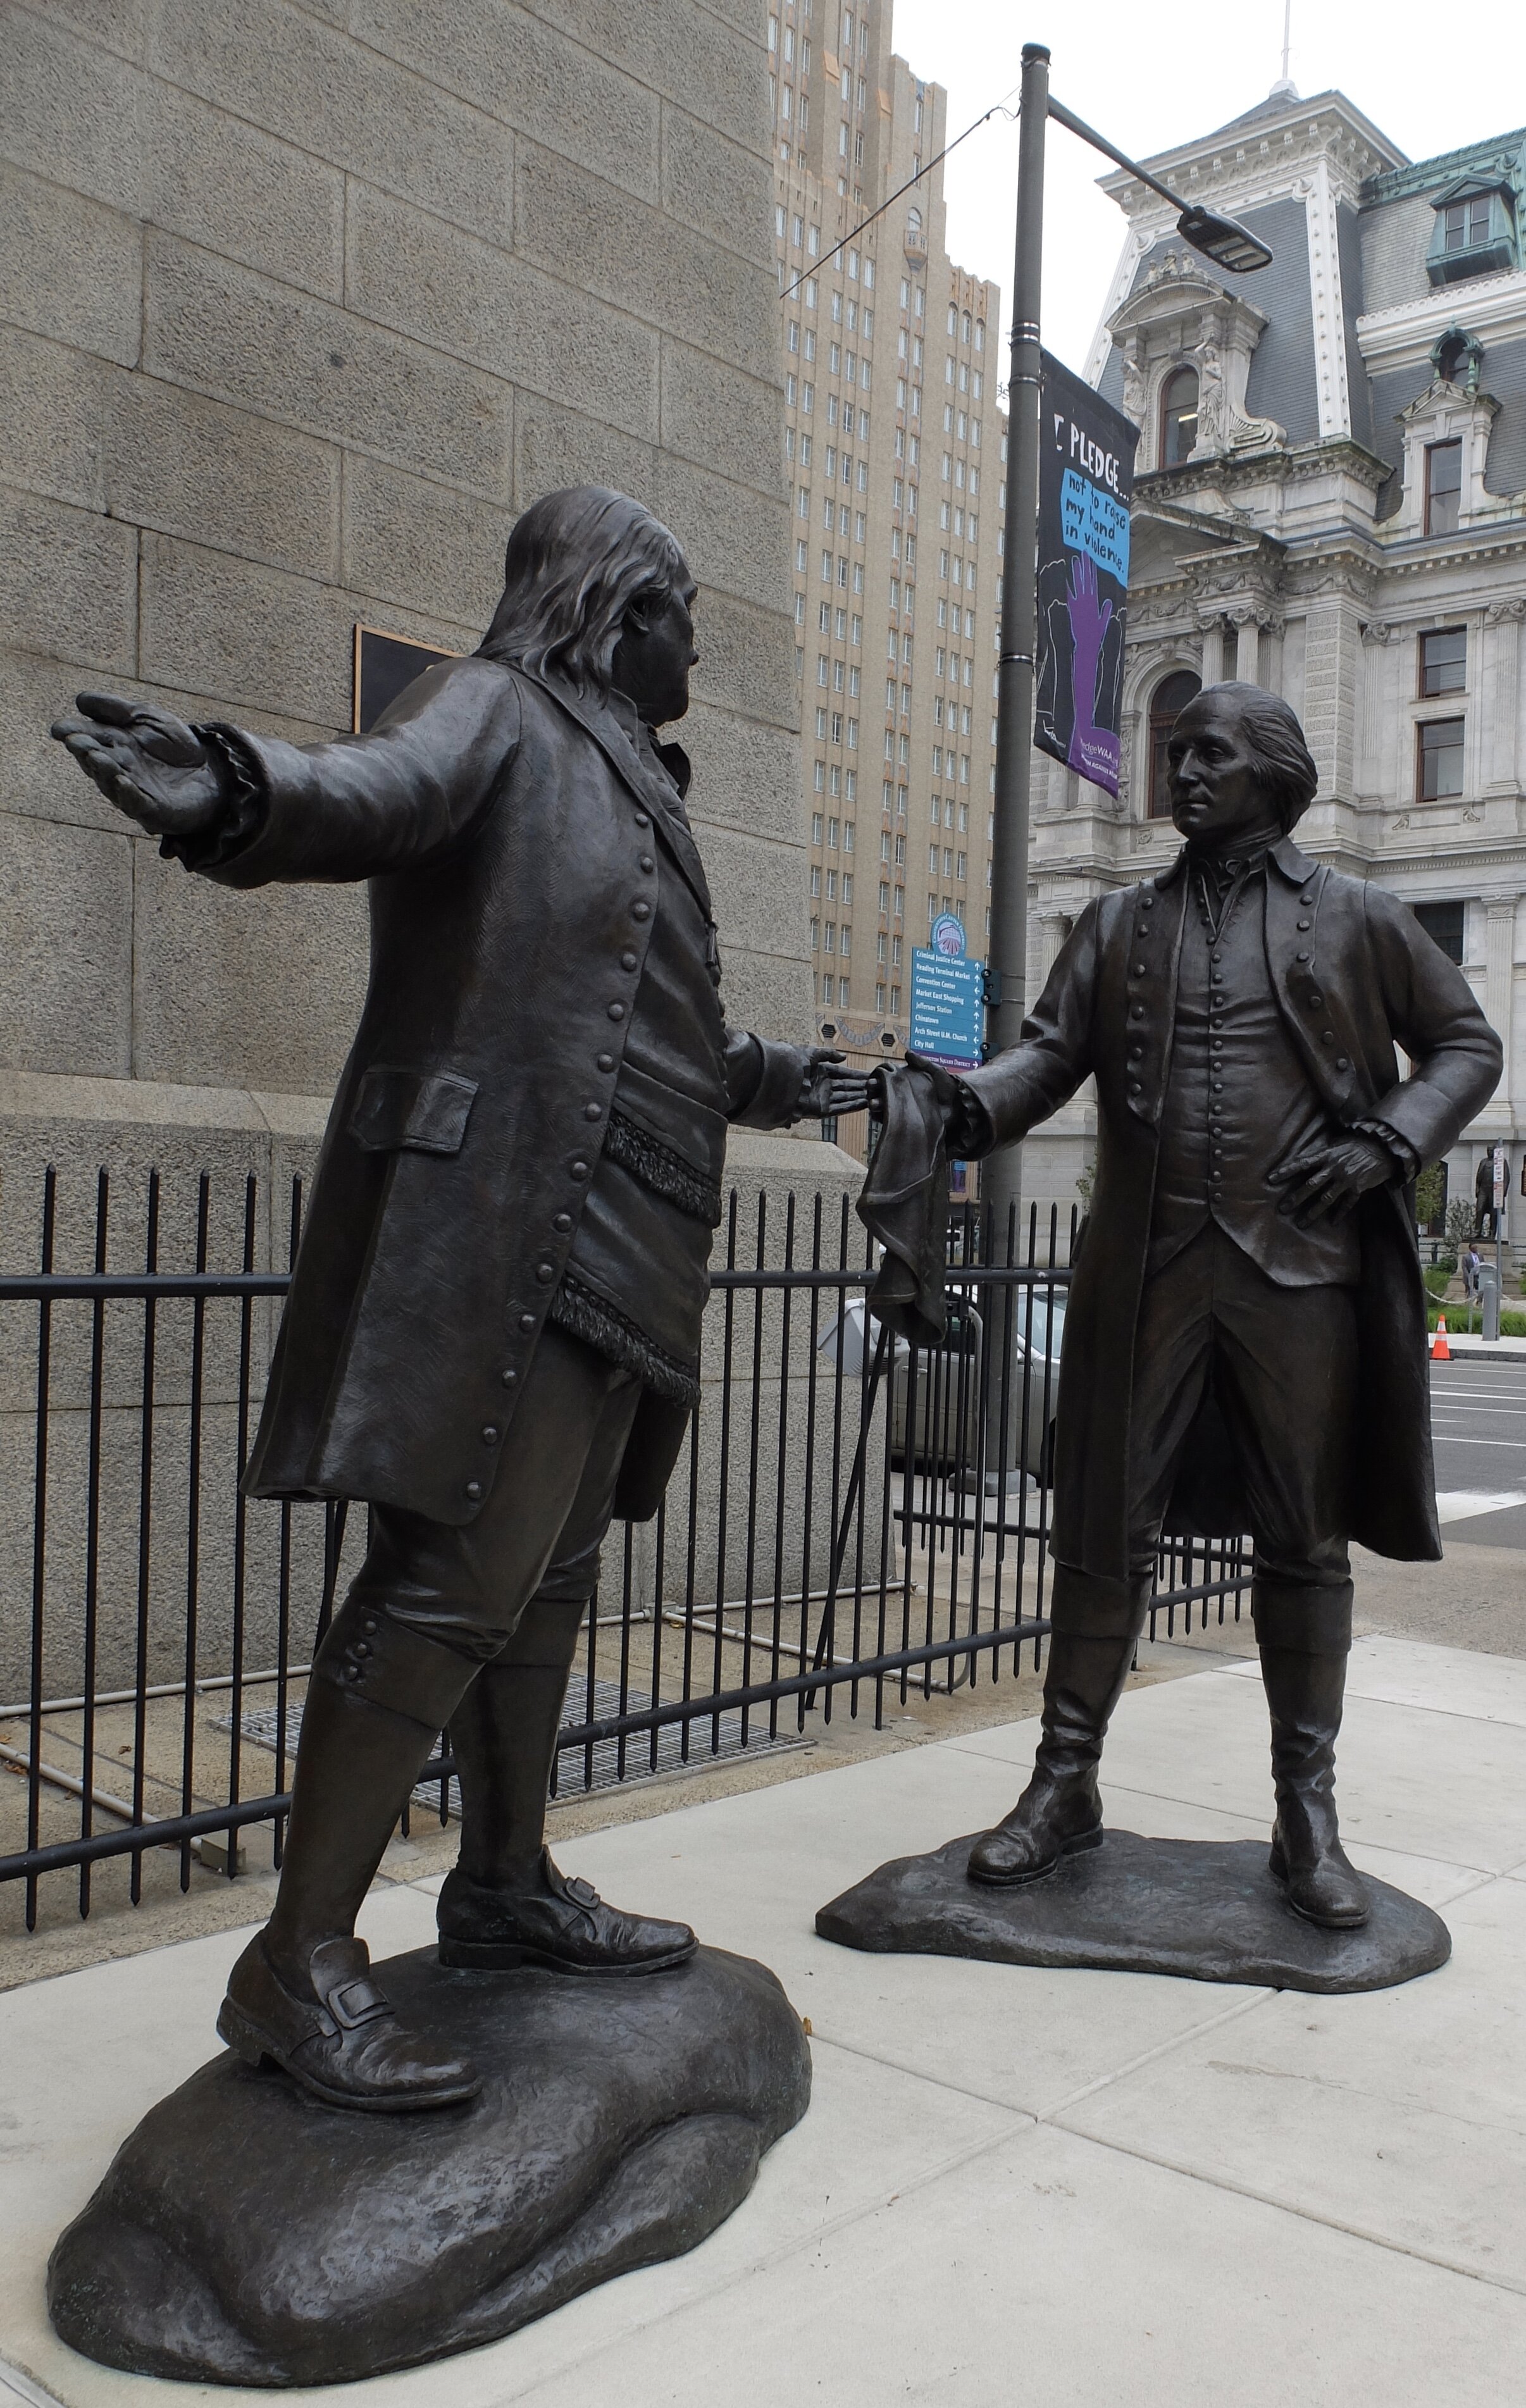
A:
[1014,1296,1064,1359]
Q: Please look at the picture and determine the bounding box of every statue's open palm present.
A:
[51,693,225,836]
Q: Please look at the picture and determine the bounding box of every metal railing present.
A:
[0,1169,1251,1928]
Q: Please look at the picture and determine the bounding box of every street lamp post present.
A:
[979,45,1272,1474]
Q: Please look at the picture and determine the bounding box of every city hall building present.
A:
[1023,87,1526,1244]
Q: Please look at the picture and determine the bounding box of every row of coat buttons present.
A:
[464,831,657,1502]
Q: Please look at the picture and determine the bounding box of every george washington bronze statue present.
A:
[53,487,867,2112]
[865,681,1501,1932]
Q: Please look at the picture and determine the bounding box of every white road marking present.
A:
[1429,1433,1526,1449]
[1435,1491,1526,1523]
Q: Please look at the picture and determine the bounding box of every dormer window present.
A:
[1160,368,1199,468]
[1426,178,1517,286]
[1442,197,1491,253]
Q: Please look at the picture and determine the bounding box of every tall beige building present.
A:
[766,0,1003,1154]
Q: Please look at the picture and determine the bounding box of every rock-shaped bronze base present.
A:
[817,1829,1451,1994]
[49,1945,810,2386]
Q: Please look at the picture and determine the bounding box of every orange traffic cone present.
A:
[1430,1315,1451,1363]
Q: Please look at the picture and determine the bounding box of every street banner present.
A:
[1034,350,1138,798]
[910,916,983,1069]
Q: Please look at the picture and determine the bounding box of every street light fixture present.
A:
[979,46,1274,1478]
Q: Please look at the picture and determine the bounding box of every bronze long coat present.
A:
[960,837,1503,1575]
[192,656,808,1526]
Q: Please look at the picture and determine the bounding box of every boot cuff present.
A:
[1251,1578,1353,1657]
[1048,1561,1153,1639]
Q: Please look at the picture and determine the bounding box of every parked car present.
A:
[819,1289,1066,1480]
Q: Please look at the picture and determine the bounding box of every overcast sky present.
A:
[890,0,1526,380]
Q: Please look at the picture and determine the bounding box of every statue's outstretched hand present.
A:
[797,1048,873,1120]
[50,693,226,836]
[1269,1132,1393,1225]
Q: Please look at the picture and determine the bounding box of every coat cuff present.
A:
[1365,1081,1463,1171]
[728,1036,812,1128]
[158,724,268,876]
[1352,1117,1420,1179]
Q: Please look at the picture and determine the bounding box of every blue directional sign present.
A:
[910,941,984,1069]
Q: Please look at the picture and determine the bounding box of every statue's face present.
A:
[1166,690,1279,850]
[610,577,698,726]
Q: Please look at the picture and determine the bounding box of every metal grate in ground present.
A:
[222,1682,803,1813]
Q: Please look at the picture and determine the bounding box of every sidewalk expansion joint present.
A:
[1044,2125,1526,2300]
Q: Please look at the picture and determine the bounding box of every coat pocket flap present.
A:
[349,1067,478,1155]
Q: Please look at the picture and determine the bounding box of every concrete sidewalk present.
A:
[3,1633,1525,2407]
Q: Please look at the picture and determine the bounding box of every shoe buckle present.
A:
[327,1977,391,2031]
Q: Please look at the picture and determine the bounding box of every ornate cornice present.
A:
[1099,92,1405,218]
[1356,270,1526,372]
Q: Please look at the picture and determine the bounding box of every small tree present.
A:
[1445,1196,1473,1256]
[1413,1161,1445,1231]
[1075,1158,1095,1213]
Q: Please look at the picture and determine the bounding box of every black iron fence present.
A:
[0,1169,1250,1928]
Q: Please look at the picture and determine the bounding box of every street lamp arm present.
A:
[1045,90,1274,274]
[1045,93,1191,215]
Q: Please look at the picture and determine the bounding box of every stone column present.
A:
[1233,614,1260,685]
[1301,596,1363,805]
[1198,616,1228,686]
[1358,621,1397,803]
[1484,602,1523,796]
[1484,896,1520,1109]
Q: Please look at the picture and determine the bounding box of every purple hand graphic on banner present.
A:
[1062,551,1119,790]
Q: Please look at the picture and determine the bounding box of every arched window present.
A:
[907,206,923,240]
[1148,671,1202,817]
[1160,366,1200,468]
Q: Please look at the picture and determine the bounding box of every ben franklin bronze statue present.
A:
[53,488,865,2112]
[871,683,1500,1930]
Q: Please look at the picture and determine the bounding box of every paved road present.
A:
[1429,1356,1526,1549]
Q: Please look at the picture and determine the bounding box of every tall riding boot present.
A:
[1260,1644,1368,1929]
[218,1597,485,2110]
[967,1571,1151,1887]
[437,1593,696,1974]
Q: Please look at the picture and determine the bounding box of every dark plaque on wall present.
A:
[1033,352,1138,798]
[353,625,458,733]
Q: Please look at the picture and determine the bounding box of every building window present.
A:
[1413,900,1465,964]
[1443,196,1491,252]
[1160,367,1199,468]
[1420,628,1467,697]
[1417,718,1465,801]
[1148,670,1202,818]
[1425,440,1461,536]
[1427,184,1515,285]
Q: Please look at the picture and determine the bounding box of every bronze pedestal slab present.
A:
[816,1829,1451,1995]
[49,1944,810,2386]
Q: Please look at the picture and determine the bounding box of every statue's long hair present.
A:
[1206,681,1320,829]
[477,487,688,696]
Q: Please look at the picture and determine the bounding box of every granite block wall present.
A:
[0,0,812,1127]
[0,0,849,1689]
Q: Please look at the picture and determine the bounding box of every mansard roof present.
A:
[1365,128,1526,207]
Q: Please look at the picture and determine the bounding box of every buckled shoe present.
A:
[436,1850,697,1974]
[218,1933,481,2111]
